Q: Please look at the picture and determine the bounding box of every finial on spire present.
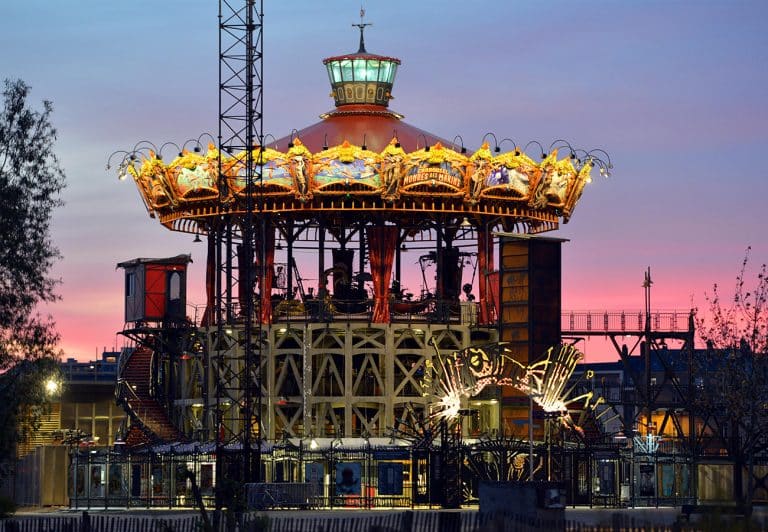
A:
[352,6,372,53]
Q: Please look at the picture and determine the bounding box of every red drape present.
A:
[366,225,399,323]
[201,234,216,326]
[237,243,250,317]
[488,270,500,323]
[235,228,276,324]
[255,227,276,324]
[478,229,497,324]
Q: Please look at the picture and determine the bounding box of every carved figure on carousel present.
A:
[529,149,575,209]
[288,138,313,201]
[467,142,493,205]
[529,149,557,209]
[380,137,406,201]
[562,161,594,222]
[543,157,571,205]
[131,150,175,210]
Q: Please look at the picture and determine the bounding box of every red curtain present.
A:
[366,225,399,323]
[235,227,276,324]
[488,270,500,323]
[201,234,216,326]
[256,227,276,324]
[237,243,250,317]
[201,227,274,326]
[478,229,497,324]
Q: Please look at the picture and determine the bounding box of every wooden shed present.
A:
[117,255,192,323]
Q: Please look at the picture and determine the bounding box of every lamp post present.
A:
[529,393,534,481]
[527,378,543,482]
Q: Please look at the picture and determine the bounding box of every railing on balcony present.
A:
[562,310,693,334]
[186,299,480,327]
[185,303,693,333]
[61,361,118,383]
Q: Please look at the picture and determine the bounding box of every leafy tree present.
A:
[0,79,66,465]
[695,248,768,510]
[0,357,61,475]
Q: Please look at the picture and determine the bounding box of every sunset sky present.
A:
[1,1,766,362]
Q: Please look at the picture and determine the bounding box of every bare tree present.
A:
[695,248,768,510]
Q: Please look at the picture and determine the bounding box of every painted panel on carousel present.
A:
[167,144,218,201]
[313,140,381,194]
[529,149,576,209]
[129,151,174,211]
[479,146,540,202]
[401,142,466,196]
[228,146,292,196]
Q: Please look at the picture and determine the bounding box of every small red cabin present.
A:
[117,255,192,323]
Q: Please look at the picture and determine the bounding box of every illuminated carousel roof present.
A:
[110,33,611,236]
[275,42,447,153]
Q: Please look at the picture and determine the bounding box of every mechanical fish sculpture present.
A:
[423,338,602,435]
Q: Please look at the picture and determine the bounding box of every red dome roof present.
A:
[274,38,455,153]
[274,104,454,153]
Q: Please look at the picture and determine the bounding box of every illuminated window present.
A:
[340,60,353,82]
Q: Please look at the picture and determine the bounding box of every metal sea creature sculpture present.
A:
[424,338,602,435]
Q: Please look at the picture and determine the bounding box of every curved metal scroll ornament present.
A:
[423,338,602,436]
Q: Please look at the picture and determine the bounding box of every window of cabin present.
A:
[126,272,136,297]
[169,271,181,301]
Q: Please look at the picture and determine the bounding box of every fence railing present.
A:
[0,509,702,532]
[186,299,479,327]
[562,311,693,333]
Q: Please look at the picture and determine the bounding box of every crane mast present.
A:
[214,0,265,500]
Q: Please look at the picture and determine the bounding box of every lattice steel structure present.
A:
[213,0,265,489]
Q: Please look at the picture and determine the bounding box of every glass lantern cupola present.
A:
[323,20,400,108]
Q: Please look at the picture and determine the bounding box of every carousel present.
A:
[93,28,611,509]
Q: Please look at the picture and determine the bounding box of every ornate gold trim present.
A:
[122,139,593,233]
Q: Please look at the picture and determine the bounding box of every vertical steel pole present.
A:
[529,374,534,481]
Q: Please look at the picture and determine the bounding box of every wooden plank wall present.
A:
[498,237,562,433]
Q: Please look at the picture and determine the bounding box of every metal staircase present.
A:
[116,346,186,444]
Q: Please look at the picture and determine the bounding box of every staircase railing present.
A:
[116,347,179,443]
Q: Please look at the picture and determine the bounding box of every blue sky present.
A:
[1,1,766,360]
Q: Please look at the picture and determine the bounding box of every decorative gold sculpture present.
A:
[115,138,601,233]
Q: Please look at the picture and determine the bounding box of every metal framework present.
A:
[562,308,695,444]
[105,6,622,511]
[561,295,698,506]
[214,0,265,491]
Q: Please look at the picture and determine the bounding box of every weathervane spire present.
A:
[352,6,372,53]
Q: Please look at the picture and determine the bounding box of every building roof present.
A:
[116,254,192,269]
[274,105,453,153]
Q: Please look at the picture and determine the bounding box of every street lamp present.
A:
[45,377,60,396]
